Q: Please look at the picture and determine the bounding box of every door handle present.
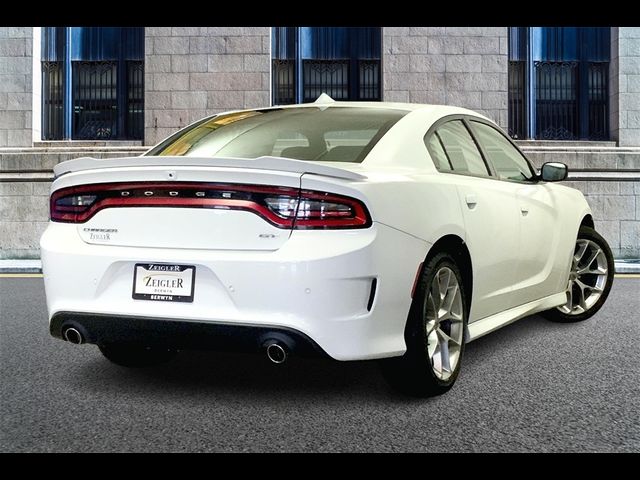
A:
[465,194,477,209]
[520,206,529,216]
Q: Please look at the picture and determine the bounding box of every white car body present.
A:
[41,102,591,361]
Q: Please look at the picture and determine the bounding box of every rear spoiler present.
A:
[53,155,367,181]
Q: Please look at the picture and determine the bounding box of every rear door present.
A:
[428,120,521,321]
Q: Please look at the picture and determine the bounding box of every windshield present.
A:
[146,107,407,163]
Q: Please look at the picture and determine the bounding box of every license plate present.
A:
[132,263,195,303]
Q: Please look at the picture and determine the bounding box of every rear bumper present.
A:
[51,311,329,358]
[41,220,429,360]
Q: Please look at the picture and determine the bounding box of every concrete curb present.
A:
[615,260,640,274]
[1,259,639,274]
[0,260,43,273]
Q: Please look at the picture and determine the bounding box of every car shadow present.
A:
[70,313,556,399]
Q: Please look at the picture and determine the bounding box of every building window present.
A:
[272,27,382,105]
[42,60,64,141]
[508,27,610,141]
[41,27,144,141]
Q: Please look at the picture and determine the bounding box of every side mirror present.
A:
[540,162,568,182]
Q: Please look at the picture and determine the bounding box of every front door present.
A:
[468,120,559,306]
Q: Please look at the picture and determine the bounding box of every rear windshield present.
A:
[146,107,407,163]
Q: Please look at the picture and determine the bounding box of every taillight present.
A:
[50,192,99,222]
[50,182,371,229]
[266,190,370,229]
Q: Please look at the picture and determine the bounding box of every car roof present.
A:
[271,100,487,118]
[207,95,493,124]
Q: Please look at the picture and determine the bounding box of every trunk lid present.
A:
[52,155,366,252]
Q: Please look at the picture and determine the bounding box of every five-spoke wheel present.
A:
[425,267,465,381]
[380,252,469,397]
[544,226,614,323]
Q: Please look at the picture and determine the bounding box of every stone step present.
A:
[34,141,144,148]
[516,140,618,148]
[0,147,148,154]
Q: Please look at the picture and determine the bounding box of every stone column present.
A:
[0,27,33,147]
[382,27,508,128]
[144,27,271,146]
[611,27,640,147]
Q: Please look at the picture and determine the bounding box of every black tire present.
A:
[380,252,469,397]
[98,343,177,368]
[542,226,614,323]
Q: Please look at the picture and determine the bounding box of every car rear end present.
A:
[40,159,425,361]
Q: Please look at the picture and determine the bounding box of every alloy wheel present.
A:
[424,267,465,380]
[558,238,609,315]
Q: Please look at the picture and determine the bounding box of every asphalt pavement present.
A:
[1,277,639,452]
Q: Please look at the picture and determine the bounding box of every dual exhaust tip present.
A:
[62,326,84,345]
[266,342,287,364]
[62,326,289,364]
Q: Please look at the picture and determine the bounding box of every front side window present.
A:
[470,121,535,182]
[147,107,407,163]
[432,121,489,176]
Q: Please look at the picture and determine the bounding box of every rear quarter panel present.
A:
[300,172,466,246]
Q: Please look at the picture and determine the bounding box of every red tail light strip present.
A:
[292,190,370,228]
[50,182,372,229]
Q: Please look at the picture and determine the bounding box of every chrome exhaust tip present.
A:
[266,343,287,364]
[63,327,84,345]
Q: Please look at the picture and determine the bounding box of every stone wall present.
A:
[612,27,640,147]
[0,181,49,259]
[579,182,639,259]
[144,27,270,146]
[0,27,32,147]
[382,27,508,128]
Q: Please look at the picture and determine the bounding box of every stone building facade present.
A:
[0,27,638,259]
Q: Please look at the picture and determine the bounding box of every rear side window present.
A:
[426,134,453,171]
[431,120,489,176]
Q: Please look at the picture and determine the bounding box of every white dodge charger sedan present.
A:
[41,97,614,396]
